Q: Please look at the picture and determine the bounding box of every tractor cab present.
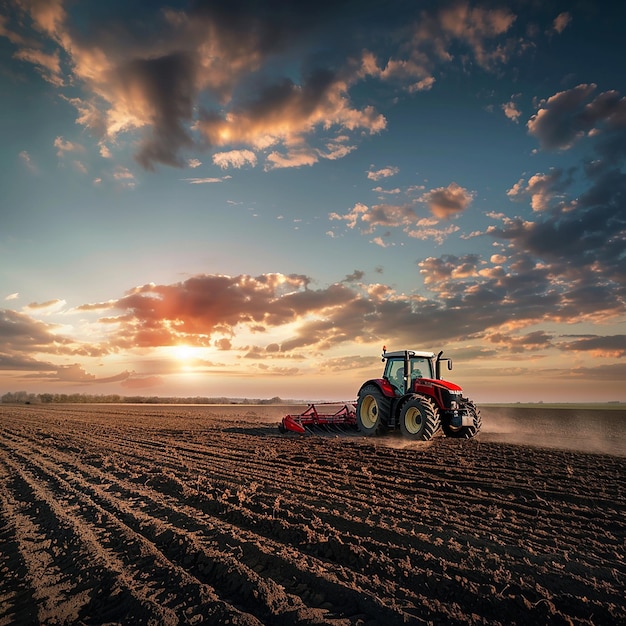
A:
[381,347,453,395]
[383,351,433,395]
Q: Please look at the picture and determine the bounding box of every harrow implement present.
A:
[279,403,357,434]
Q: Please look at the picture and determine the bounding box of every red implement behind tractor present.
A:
[279,403,356,434]
[279,347,481,440]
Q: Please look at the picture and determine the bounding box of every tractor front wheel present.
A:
[356,385,390,436]
[399,395,440,440]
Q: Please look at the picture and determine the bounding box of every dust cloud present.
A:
[479,406,625,457]
[271,404,624,457]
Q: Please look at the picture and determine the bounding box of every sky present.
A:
[1,0,625,404]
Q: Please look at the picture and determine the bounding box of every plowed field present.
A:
[1,404,624,625]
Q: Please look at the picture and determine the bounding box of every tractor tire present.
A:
[442,401,482,439]
[356,384,390,436]
[399,395,440,440]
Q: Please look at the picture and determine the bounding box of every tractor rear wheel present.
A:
[356,385,390,436]
[399,395,440,440]
[442,401,482,438]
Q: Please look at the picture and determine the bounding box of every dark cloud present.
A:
[342,270,365,283]
[560,335,626,357]
[527,83,597,150]
[528,84,626,151]
[122,52,197,169]
[0,309,71,354]
[0,310,130,383]
[0,352,56,372]
[487,330,554,353]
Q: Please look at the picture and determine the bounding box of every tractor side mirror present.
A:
[448,359,453,370]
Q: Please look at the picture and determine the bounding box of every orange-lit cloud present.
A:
[330,182,472,243]
[423,182,474,219]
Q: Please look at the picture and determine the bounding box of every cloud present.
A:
[72,160,87,174]
[507,169,572,211]
[1,308,69,354]
[0,308,108,363]
[112,166,136,188]
[19,150,36,172]
[331,201,418,234]
[342,270,365,283]
[0,352,56,372]
[434,3,517,69]
[25,299,67,314]
[360,2,518,91]
[212,149,257,169]
[368,165,399,181]
[265,148,319,170]
[197,69,386,162]
[527,84,626,151]
[54,363,131,384]
[92,273,331,349]
[560,335,626,358]
[419,254,482,288]
[552,12,572,34]
[183,176,228,184]
[330,182,471,243]
[54,136,85,157]
[492,166,626,296]
[13,47,62,84]
[422,182,474,219]
[502,98,521,123]
[121,375,163,389]
[486,330,554,353]
[405,222,460,245]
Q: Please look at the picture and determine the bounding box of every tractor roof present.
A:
[383,350,435,359]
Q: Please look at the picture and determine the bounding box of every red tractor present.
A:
[280,347,481,440]
[356,347,481,440]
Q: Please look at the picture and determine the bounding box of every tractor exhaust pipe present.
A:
[403,350,410,394]
[436,351,453,380]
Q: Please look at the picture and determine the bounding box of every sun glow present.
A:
[172,344,195,361]
[169,344,206,372]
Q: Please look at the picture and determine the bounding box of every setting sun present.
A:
[168,344,206,373]
[172,344,195,362]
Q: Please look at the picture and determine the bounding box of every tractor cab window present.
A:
[384,356,434,393]
[384,359,405,393]
[409,357,432,381]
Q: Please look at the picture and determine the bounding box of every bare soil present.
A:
[1,404,624,625]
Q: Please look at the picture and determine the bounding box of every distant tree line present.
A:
[0,391,286,405]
